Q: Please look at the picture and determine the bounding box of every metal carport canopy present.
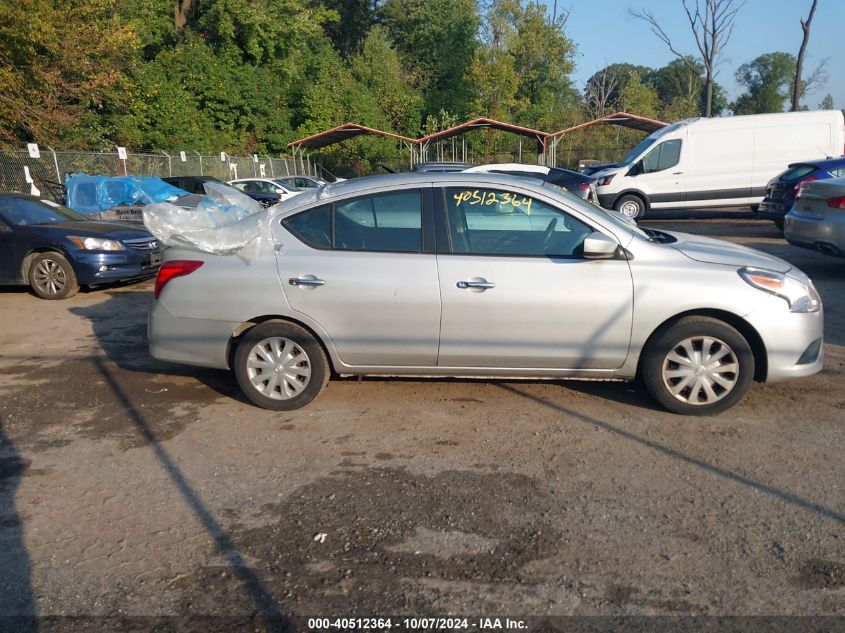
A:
[418,117,549,153]
[288,123,418,150]
[547,111,668,138]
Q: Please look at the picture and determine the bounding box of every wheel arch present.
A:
[638,309,768,382]
[227,315,338,374]
[21,246,72,281]
[613,190,650,212]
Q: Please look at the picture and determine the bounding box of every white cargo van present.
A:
[593,110,845,219]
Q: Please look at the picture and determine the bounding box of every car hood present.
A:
[667,231,792,273]
[22,221,154,241]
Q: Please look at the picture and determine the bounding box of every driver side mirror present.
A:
[583,231,618,259]
[0,220,11,233]
[275,188,286,195]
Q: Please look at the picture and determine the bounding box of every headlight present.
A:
[68,236,125,251]
[738,267,821,313]
[597,174,614,187]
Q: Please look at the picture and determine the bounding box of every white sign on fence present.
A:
[259,164,266,177]
[229,162,238,179]
[180,151,187,162]
[27,143,40,159]
[23,166,40,196]
[252,154,258,163]
[116,146,127,160]
[220,152,227,162]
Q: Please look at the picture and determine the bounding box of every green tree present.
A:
[733,52,796,114]
[319,0,378,58]
[819,94,834,110]
[349,27,424,135]
[584,63,652,116]
[381,0,480,117]
[0,0,136,147]
[619,73,661,119]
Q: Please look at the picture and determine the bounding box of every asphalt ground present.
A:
[0,211,843,632]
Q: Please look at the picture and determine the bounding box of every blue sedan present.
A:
[0,193,162,299]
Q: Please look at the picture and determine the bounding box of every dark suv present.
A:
[758,156,845,230]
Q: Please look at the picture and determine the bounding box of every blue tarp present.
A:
[65,174,188,214]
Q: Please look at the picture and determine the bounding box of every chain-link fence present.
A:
[0,149,319,202]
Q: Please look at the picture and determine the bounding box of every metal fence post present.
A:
[46,146,61,183]
[266,156,275,177]
[194,151,203,176]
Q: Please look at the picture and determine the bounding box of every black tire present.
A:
[28,252,79,300]
[641,317,755,416]
[613,194,646,220]
[233,321,329,411]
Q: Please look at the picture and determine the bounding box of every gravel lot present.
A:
[0,212,843,631]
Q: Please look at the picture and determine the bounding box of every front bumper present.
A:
[69,249,161,285]
[744,294,824,383]
[597,193,616,210]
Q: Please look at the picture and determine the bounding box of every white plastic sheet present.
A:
[143,182,265,255]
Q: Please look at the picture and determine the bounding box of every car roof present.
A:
[269,172,550,217]
[789,155,845,170]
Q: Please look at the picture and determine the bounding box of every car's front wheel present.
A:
[28,252,79,300]
[233,321,329,410]
[614,194,646,220]
[641,317,755,415]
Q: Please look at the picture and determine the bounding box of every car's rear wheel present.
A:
[233,322,329,410]
[614,194,646,220]
[641,317,755,415]
[28,252,79,300]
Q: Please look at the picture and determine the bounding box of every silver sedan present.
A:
[784,176,845,258]
[148,173,823,415]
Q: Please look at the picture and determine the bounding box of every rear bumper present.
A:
[756,198,793,221]
[784,211,845,258]
[69,250,161,285]
[148,300,237,369]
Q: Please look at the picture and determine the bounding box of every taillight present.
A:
[826,196,845,209]
[794,175,816,193]
[154,260,204,298]
[578,183,590,190]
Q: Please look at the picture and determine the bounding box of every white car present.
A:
[227,178,303,205]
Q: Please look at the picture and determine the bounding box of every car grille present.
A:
[123,237,159,251]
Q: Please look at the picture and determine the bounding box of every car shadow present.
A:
[0,422,36,632]
[68,287,249,405]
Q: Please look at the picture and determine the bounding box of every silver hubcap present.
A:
[33,259,66,296]
[661,336,739,406]
[619,201,640,218]
[246,337,311,400]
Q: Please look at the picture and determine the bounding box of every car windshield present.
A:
[0,197,86,226]
[618,136,657,167]
[540,182,650,240]
[273,180,301,192]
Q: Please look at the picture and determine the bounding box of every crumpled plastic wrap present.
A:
[143,182,266,255]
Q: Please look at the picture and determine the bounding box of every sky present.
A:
[540,0,844,110]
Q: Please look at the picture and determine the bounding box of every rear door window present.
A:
[283,190,422,253]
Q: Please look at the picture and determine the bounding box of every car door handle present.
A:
[457,280,495,289]
[672,171,684,175]
[289,276,325,287]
